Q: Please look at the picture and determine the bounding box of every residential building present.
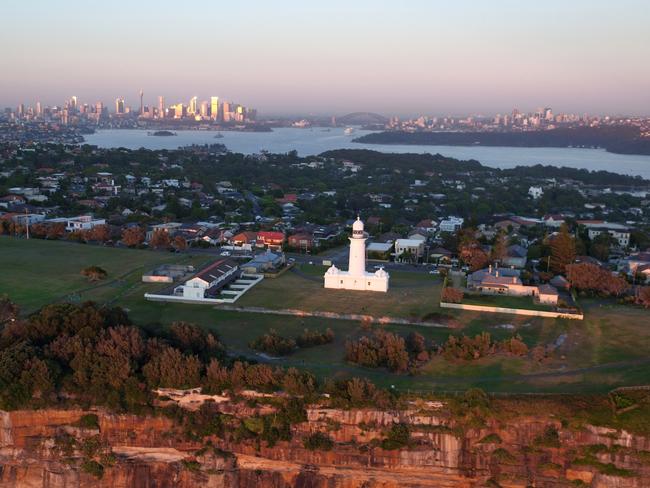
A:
[256,231,285,250]
[173,259,240,300]
[439,216,464,233]
[394,238,425,262]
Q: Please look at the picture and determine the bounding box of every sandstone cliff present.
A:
[1,394,649,488]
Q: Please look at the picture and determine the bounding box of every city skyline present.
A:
[1,1,649,116]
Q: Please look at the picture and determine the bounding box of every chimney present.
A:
[489,264,492,274]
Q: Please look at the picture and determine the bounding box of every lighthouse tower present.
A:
[324,216,389,292]
[348,217,367,276]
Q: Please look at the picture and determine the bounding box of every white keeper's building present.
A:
[324,217,389,292]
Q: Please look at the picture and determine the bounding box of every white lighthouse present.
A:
[324,217,389,292]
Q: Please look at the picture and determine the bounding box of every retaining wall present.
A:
[440,302,583,320]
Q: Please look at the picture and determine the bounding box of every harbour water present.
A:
[83,127,650,178]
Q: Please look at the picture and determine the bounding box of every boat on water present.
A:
[213,133,224,139]
[343,127,355,135]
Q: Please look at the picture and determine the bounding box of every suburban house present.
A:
[578,220,631,248]
[173,259,241,300]
[439,216,464,233]
[288,232,315,250]
[366,241,394,260]
[146,222,183,241]
[528,186,544,199]
[230,231,258,248]
[256,231,285,250]
[429,247,453,263]
[46,215,106,232]
[503,244,528,268]
[414,219,437,234]
[241,251,286,274]
[537,284,560,305]
[394,238,425,262]
[543,214,566,228]
[468,266,559,305]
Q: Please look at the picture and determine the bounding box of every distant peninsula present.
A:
[353,126,650,156]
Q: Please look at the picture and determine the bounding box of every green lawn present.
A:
[0,236,209,313]
[236,264,444,320]
[2,237,650,394]
[462,293,553,312]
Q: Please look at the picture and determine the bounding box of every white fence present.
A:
[440,302,584,320]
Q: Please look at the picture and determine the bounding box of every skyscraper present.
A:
[115,97,125,114]
[139,89,144,115]
[200,101,209,118]
[188,96,198,115]
[210,96,219,121]
[158,96,165,118]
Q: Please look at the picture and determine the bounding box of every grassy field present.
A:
[236,264,444,320]
[2,237,650,393]
[0,236,211,313]
[462,293,553,311]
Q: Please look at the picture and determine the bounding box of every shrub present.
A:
[492,447,516,463]
[249,329,296,356]
[76,414,100,430]
[381,423,410,450]
[479,433,502,444]
[80,266,107,281]
[81,459,104,479]
[344,329,410,373]
[295,328,334,348]
[534,425,561,448]
[303,431,334,451]
[441,287,464,303]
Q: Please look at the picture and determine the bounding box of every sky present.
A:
[1,0,649,117]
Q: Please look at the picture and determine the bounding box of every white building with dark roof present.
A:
[174,259,241,300]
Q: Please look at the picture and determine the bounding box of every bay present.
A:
[83,127,650,179]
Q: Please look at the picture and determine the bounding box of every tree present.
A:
[636,287,650,308]
[121,226,145,247]
[142,346,202,388]
[566,262,629,297]
[441,287,464,303]
[81,266,108,281]
[491,231,508,264]
[459,244,489,271]
[0,297,19,325]
[46,222,66,240]
[150,229,171,249]
[549,224,576,275]
[172,235,187,251]
[87,224,110,244]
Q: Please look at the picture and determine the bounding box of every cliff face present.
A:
[1,400,649,488]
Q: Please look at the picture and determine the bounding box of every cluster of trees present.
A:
[0,221,114,244]
[440,332,528,361]
[566,262,629,297]
[249,328,335,356]
[295,328,335,348]
[344,330,429,373]
[0,298,401,414]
